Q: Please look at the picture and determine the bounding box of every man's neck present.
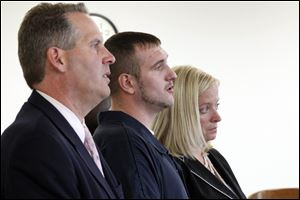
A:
[34,84,88,122]
[111,101,156,129]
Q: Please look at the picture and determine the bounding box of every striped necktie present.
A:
[83,124,104,177]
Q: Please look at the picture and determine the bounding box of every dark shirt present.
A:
[93,111,188,199]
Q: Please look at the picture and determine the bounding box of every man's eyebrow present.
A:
[150,55,168,68]
[151,59,165,68]
[89,38,103,45]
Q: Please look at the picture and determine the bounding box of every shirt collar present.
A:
[36,90,85,143]
[99,111,168,154]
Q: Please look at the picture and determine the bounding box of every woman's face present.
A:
[199,84,222,142]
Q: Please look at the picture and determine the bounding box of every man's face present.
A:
[63,12,115,105]
[134,45,177,112]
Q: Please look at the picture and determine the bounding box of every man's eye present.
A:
[91,40,101,48]
[154,64,163,70]
[93,42,100,48]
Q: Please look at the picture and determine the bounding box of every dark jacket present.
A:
[176,148,246,199]
[93,111,188,199]
[1,90,123,199]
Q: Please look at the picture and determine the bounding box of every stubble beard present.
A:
[139,81,172,110]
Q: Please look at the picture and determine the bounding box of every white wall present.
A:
[1,1,299,197]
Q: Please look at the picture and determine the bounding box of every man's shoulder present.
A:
[94,122,145,140]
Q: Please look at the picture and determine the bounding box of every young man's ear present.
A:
[46,47,66,72]
[118,73,136,95]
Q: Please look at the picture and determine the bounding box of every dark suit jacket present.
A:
[1,90,123,199]
[93,111,188,199]
[176,148,246,199]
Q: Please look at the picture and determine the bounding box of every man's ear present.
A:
[118,73,136,95]
[46,47,66,72]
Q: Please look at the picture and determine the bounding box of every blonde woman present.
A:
[152,65,246,199]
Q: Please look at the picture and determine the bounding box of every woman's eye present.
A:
[199,105,209,114]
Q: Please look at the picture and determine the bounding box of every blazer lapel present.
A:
[28,91,116,198]
[98,152,123,198]
[184,158,237,198]
[74,142,116,198]
[209,150,245,198]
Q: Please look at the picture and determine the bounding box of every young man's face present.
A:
[134,45,177,112]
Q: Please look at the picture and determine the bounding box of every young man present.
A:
[1,3,123,198]
[93,32,188,199]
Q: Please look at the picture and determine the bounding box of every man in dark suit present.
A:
[1,3,123,199]
[93,32,189,199]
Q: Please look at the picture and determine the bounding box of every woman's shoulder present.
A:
[208,148,224,159]
[173,156,197,169]
[208,148,232,169]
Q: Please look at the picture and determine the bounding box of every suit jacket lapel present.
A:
[184,157,237,198]
[209,150,245,198]
[28,91,116,198]
[74,141,116,198]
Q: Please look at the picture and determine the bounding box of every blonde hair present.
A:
[152,65,218,159]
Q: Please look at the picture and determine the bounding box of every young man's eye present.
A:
[154,64,163,70]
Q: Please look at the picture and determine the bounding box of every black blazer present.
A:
[1,90,123,199]
[93,111,188,199]
[176,148,246,199]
